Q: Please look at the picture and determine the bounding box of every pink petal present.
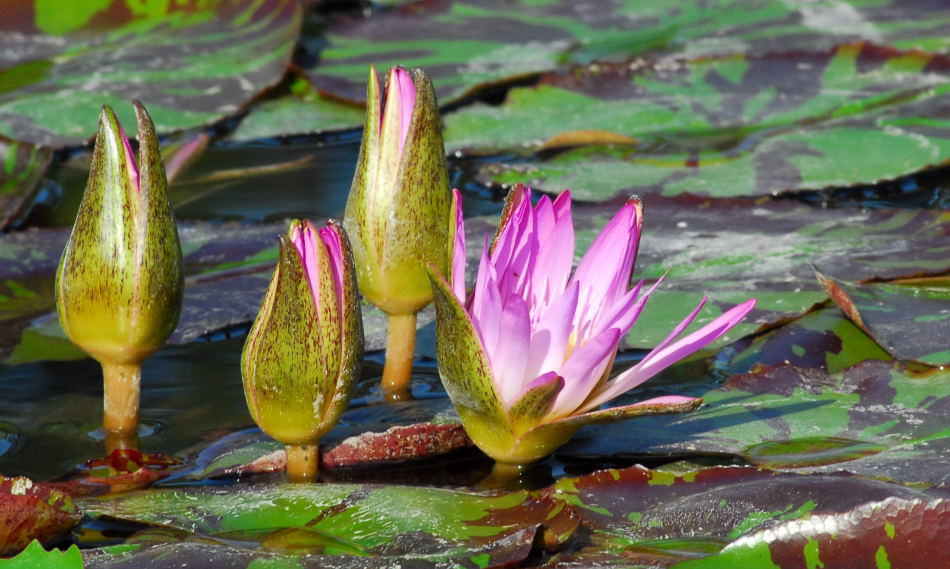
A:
[547,327,622,419]
[392,67,415,155]
[581,298,756,412]
[491,295,533,407]
[290,220,321,309]
[524,280,579,381]
[318,223,345,312]
[450,189,467,302]
[116,120,140,192]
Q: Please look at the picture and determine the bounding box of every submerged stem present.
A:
[478,462,530,490]
[286,443,319,483]
[101,361,142,453]
[381,312,417,401]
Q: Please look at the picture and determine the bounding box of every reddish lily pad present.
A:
[672,497,950,569]
[311,1,950,106]
[0,476,81,555]
[0,0,301,147]
[816,270,950,366]
[79,482,575,567]
[542,465,948,568]
[448,44,950,199]
[0,138,51,230]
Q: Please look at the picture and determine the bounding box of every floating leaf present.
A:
[0,540,83,569]
[672,497,950,569]
[311,1,950,105]
[0,0,302,147]
[80,482,573,567]
[447,45,950,199]
[545,465,948,568]
[228,76,364,142]
[0,138,51,230]
[816,270,950,366]
[0,476,82,555]
[563,359,950,485]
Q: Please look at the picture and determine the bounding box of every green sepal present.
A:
[55,101,183,366]
[508,374,563,434]
[345,67,451,315]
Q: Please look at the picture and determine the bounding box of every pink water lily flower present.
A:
[430,185,756,466]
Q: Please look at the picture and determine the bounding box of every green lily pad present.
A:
[228,76,364,142]
[0,541,83,569]
[0,0,301,147]
[79,482,574,567]
[0,138,51,230]
[311,1,950,105]
[447,45,950,198]
[672,497,950,569]
[816,270,950,366]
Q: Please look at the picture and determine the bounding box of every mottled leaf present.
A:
[544,465,948,568]
[311,1,950,105]
[447,45,950,198]
[564,359,950,485]
[816,270,950,366]
[0,0,301,147]
[672,498,949,569]
[0,476,81,555]
[0,138,51,230]
[80,482,572,567]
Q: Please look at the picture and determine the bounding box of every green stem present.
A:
[381,312,417,401]
[478,462,529,489]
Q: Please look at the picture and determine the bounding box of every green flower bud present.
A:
[56,101,183,367]
[344,66,451,315]
[242,220,363,449]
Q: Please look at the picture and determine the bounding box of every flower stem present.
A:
[101,361,141,452]
[381,312,416,401]
[285,443,319,483]
[478,462,529,489]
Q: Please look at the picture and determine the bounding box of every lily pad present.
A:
[311,1,950,105]
[228,76,364,142]
[0,0,301,147]
[80,482,575,567]
[0,476,81,555]
[448,45,950,198]
[0,138,51,230]
[816,270,950,366]
[0,540,83,569]
[543,465,947,567]
[563,359,950,485]
[672,497,950,569]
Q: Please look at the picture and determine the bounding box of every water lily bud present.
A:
[430,186,756,472]
[242,220,363,481]
[57,101,183,366]
[344,65,451,315]
[55,101,183,448]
